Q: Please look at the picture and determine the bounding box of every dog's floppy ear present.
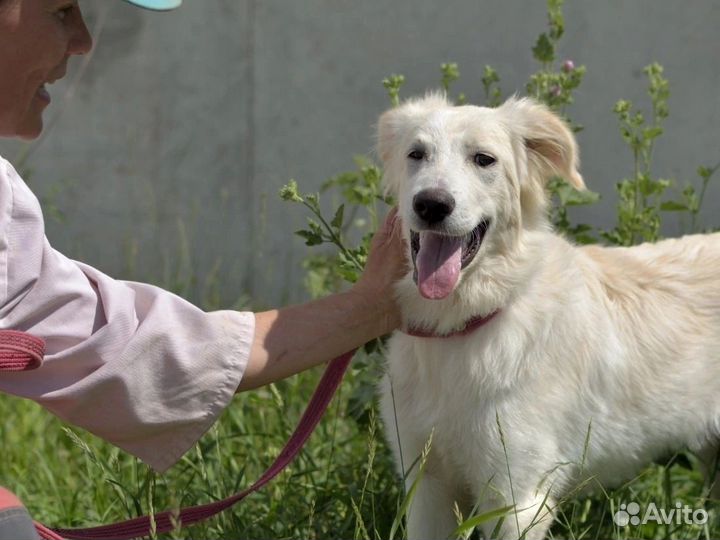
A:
[500,96,585,190]
[377,107,406,166]
[377,93,449,196]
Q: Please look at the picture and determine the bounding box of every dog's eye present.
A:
[473,153,496,167]
[408,150,425,161]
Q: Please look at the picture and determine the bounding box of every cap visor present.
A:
[123,0,182,11]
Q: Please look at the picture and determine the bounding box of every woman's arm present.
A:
[240,208,406,391]
[0,156,406,469]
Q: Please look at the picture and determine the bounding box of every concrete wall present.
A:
[2,0,718,308]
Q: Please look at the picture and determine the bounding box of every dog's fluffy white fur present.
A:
[377,94,720,539]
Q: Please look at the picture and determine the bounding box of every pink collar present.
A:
[402,309,500,339]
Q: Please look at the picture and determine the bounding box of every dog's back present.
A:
[580,232,720,326]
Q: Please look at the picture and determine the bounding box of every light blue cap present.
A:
[123,0,182,11]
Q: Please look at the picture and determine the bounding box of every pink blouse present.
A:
[0,156,254,472]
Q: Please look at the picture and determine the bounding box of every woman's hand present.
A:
[351,207,408,335]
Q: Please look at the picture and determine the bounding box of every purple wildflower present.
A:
[562,59,575,73]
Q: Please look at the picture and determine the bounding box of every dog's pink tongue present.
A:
[416,232,463,299]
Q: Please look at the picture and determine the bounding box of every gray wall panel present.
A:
[2,0,717,307]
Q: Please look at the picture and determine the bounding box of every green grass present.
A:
[0,354,403,539]
[2,348,718,539]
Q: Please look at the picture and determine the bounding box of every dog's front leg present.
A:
[405,471,459,540]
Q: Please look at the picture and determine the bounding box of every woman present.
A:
[0,0,406,537]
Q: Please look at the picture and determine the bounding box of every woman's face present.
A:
[0,0,92,139]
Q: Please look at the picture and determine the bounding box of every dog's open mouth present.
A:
[410,219,490,300]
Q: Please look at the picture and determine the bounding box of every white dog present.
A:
[377,94,720,539]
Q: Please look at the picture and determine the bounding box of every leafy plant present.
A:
[481,65,503,108]
[602,63,672,246]
[279,156,393,298]
[526,0,587,118]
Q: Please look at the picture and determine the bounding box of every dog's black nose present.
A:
[413,188,455,224]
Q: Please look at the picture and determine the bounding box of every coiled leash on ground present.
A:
[0,330,44,371]
[0,312,498,539]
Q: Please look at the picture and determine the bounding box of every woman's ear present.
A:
[499,96,585,190]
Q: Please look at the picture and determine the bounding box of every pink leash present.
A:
[0,311,498,539]
[0,329,353,540]
[0,330,44,371]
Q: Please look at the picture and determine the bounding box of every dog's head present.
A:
[377,94,584,301]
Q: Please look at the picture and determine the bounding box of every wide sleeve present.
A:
[0,156,255,473]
